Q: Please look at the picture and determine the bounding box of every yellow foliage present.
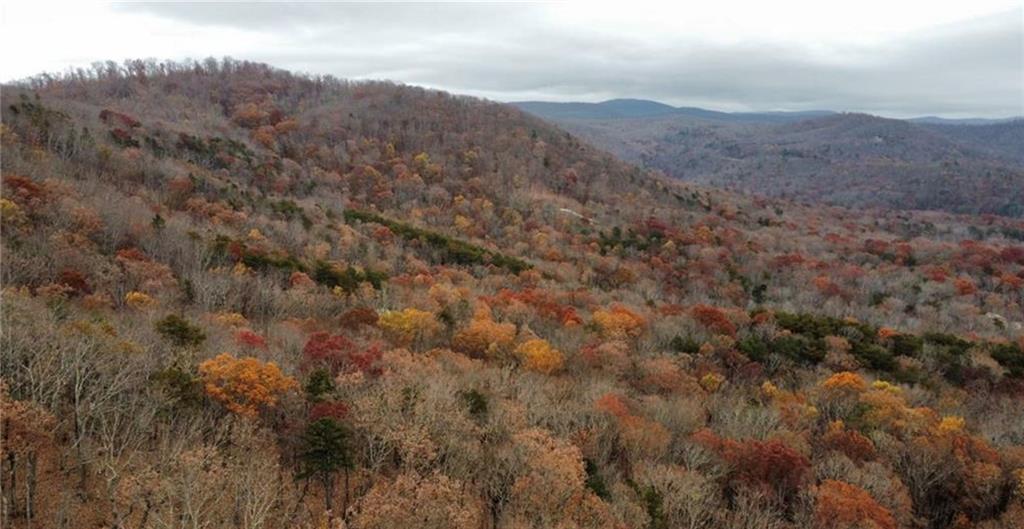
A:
[198,353,297,417]
[232,262,252,276]
[378,308,440,346]
[0,198,26,225]
[453,215,473,232]
[124,291,156,309]
[515,338,564,374]
[700,373,725,393]
[938,415,966,434]
[871,380,901,393]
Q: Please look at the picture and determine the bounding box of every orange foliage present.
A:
[877,327,900,340]
[814,480,896,529]
[488,288,583,326]
[593,304,647,338]
[452,316,516,357]
[594,393,631,418]
[198,353,297,417]
[954,278,977,296]
[822,371,868,393]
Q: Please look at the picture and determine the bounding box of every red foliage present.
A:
[99,109,141,128]
[657,303,686,316]
[999,246,1024,265]
[728,438,810,500]
[3,175,47,206]
[692,429,809,502]
[348,343,384,377]
[643,217,671,238]
[927,266,949,283]
[814,275,843,297]
[302,332,356,374]
[691,304,737,337]
[339,307,380,329]
[115,247,149,262]
[372,226,394,243]
[863,239,891,255]
[309,400,350,421]
[235,329,268,349]
[57,269,92,296]
[773,253,806,268]
[822,425,876,463]
[302,332,382,376]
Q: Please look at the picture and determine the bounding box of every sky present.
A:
[2,1,1022,118]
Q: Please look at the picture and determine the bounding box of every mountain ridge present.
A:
[512,97,1021,125]
[514,100,1024,217]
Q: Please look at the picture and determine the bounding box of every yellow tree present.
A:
[515,339,564,374]
[378,308,440,347]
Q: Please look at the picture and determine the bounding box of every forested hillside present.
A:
[2,59,1024,529]
[518,105,1024,217]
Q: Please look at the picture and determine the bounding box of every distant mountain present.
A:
[511,99,836,123]
[512,99,679,119]
[516,104,1024,217]
[922,119,1024,164]
[909,116,1020,126]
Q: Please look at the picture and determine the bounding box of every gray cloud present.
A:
[115,3,1024,118]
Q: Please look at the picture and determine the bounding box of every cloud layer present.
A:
[5,2,1022,118]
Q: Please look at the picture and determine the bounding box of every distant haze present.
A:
[2,1,1021,119]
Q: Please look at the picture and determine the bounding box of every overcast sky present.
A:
[2,1,1022,118]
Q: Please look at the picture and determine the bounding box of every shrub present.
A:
[990,342,1024,377]
[155,314,206,348]
[313,261,387,293]
[344,209,530,274]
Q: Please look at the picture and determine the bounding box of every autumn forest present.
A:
[1,59,1023,529]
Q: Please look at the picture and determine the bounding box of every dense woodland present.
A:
[524,107,1024,217]
[2,59,1024,529]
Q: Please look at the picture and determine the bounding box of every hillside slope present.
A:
[2,60,1024,529]
[518,106,1024,217]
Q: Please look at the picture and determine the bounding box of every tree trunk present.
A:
[26,452,36,524]
[5,453,16,520]
[323,474,334,516]
[342,468,350,517]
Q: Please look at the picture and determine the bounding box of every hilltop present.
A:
[2,60,1024,529]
